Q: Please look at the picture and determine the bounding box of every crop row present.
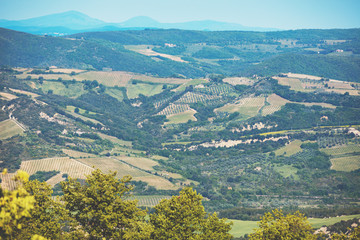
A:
[157,103,191,116]
[196,84,234,96]
[175,92,220,104]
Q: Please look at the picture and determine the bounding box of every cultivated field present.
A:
[97,132,132,147]
[31,81,87,98]
[223,77,254,86]
[275,140,303,156]
[62,149,97,158]
[115,156,159,171]
[215,96,265,119]
[130,195,172,207]
[126,82,164,99]
[229,214,360,238]
[9,88,39,98]
[0,119,24,139]
[124,45,186,63]
[330,155,360,172]
[261,94,289,116]
[173,79,208,92]
[321,144,360,156]
[273,164,299,180]
[165,109,197,125]
[0,92,18,100]
[20,157,94,180]
[157,103,192,116]
[175,92,220,104]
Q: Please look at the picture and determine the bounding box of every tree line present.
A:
[1,169,359,239]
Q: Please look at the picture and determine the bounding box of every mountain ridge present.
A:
[0,10,279,35]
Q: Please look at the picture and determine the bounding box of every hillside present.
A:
[1,28,360,81]
[0,66,360,221]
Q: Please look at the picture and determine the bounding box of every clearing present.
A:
[0,119,24,139]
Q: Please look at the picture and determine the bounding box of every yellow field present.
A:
[76,157,146,177]
[0,119,24,139]
[165,109,197,125]
[132,175,177,190]
[125,45,186,63]
[285,73,322,80]
[62,149,97,158]
[115,156,159,171]
[77,157,176,190]
[20,157,94,180]
[330,155,360,172]
[0,92,18,100]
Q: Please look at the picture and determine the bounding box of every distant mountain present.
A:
[0,11,279,35]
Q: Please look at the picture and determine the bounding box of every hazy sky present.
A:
[1,0,359,29]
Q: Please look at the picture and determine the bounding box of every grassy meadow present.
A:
[0,119,24,139]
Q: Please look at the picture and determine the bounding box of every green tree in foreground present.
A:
[61,169,148,239]
[150,187,233,240]
[248,209,316,240]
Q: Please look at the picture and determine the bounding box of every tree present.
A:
[248,209,316,240]
[150,187,232,240]
[23,180,84,239]
[61,169,147,239]
[0,170,41,240]
[74,107,80,113]
[331,225,360,239]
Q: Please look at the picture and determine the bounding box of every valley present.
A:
[1,26,360,238]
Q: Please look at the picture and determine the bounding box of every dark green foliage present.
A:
[29,171,60,182]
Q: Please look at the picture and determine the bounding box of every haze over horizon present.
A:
[1,0,360,30]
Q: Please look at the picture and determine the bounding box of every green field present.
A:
[32,81,87,98]
[215,97,265,119]
[0,119,24,139]
[229,214,360,238]
[321,144,360,156]
[105,87,124,101]
[165,110,197,125]
[273,164,299,180]
[126,82,164,99]
[330,155,360,171]
[275,140,303,156]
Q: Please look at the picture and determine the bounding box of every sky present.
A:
[0,0,360,30]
